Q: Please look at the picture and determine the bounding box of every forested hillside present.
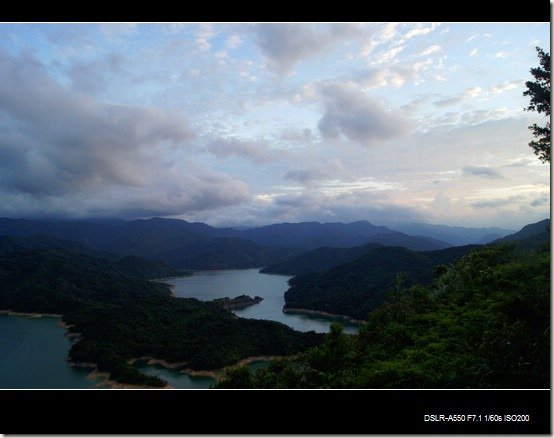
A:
[284,245,479,320]
[218,243,550,388]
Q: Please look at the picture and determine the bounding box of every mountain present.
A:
[390,222,515,245]
[476,233,503,244]
[0,247,322,387]
[491,219,550,251]
[0,217,117,247]
[0,234,92,255]
[284,244,480,320]
[156,238,301,270]
[234,220,450,250]
[0,235,184,279]
[261,243,383,275]
[0,248,172,314]
[0,218,451,269]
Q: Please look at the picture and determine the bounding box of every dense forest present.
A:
[284,244,480,320]
[217,242,550,388]
[0,248,322,387]
[261,242,383,275]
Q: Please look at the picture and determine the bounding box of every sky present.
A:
[0,22,549,229]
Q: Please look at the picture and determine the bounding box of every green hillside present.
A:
[218,243,550,388]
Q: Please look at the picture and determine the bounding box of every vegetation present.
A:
[0,235,186,279]
[492,219,550,251]
[284,244,480,320]
[0,248,322,387]
[211,294,263,309]
[523,47,550,162]
[155,237,300,270]
[218,243,550,388]
[261,243,382,275]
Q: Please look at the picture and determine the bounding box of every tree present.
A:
[523,47,550,163]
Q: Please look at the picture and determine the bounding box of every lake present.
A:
[1,268,358,388]
[168,268,359,334]
[0,314,101,389]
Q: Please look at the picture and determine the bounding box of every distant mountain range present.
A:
[389,222,515,245]
[0,217,544,270]
[0,217,451,269]
[282,219,550,320]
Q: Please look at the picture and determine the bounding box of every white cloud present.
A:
[225,35,243,50]
[196,23,215,52]
[419,45,442,56]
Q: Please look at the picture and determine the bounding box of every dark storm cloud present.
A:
[0,50,250,218]
[462,165,504,179]
[318,83,409,146]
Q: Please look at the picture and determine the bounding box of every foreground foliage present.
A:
[218,244,550,388]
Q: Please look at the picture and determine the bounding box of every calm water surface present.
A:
[0,315,101,388]
[168,268,359,334]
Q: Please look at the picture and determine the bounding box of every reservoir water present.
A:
[0,315,101,388]
[168,268,359,334]
[1,269,358,388]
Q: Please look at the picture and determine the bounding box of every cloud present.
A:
[262,190,426,225]
[317,83,409,146]
[0,50,250,218]
[255,23,364,74]
[419,45,442,56]
[99,23,137,39]
[225,35,243,50]
[285,159,346,184]
[67,53,124,94]
[356,58,435,89]
[196,23,215,52]
[434,86,482,107]
[462,166,504,179]
[488,80,519,95]
[207,137,274,163]
[471,196,522,209]
[401,23,440,41]
[530,196,549,207]
[469,48,479,57]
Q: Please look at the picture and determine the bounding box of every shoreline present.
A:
[0,310,62,318]
[86,370,172,389]
[283,307,365,325]
[130,354,286,382]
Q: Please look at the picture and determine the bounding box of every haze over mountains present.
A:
[0,217,517,270]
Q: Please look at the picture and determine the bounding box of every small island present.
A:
[211,294,263,310]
